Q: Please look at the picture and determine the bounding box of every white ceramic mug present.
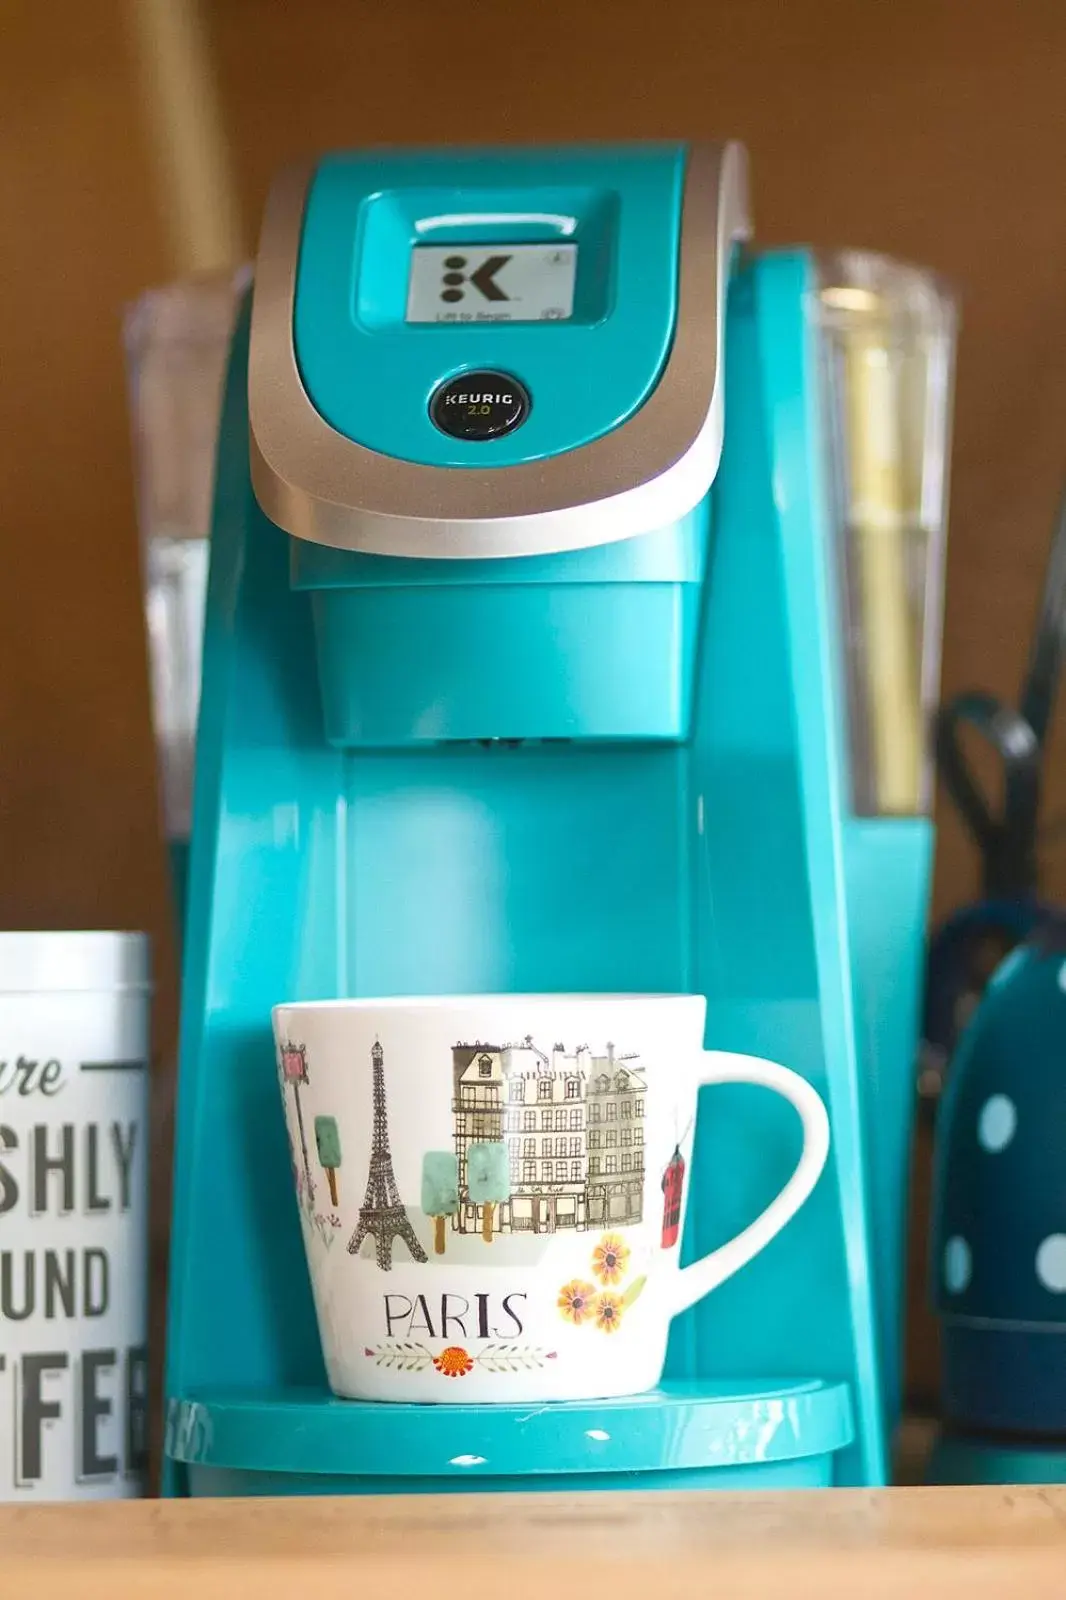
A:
[272,994,829,1403]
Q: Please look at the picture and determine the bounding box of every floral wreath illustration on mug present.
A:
[363,1341,559,1376]
[362,1233,647,1381]
[557,1231,647,1336]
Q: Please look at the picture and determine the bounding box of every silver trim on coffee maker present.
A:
[248,143,751,560]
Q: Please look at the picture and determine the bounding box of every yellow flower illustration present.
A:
[593,1292,625,1334]
[592,1233,630,1286]
[557,1279,597,1325]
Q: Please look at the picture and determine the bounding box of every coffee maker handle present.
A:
[669,1053,830,1318]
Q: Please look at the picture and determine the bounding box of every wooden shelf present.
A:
[6,1487,1066,1600]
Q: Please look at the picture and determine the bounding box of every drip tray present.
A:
[167,1378,853,1495]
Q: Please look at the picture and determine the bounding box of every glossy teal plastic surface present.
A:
[295,144,685,466]
[844,817,933,1437]
[165,223,930,1494]
[187,1457,833,1495]
[167,1378,852,1494]
[296,511,707,742]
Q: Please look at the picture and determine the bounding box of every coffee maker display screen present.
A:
[405,244,578,324]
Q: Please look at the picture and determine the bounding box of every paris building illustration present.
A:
[451,1038,647,1237]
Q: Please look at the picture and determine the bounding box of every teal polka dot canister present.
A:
[931,921,1066,1435]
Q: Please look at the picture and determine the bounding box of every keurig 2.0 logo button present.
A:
[430,370,530,441]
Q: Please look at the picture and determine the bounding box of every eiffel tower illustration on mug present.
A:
[348,1040,428,1269]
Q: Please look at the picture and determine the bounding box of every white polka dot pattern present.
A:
[944,1236,971,1294]
[977,1094,1017,1153]
[1036,1234,1066,1293]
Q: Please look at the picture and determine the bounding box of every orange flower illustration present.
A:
[433,1346,474,1378]
[557,1279,598,1325]
[592,1233,630,1286]
[593,1292,625,1334]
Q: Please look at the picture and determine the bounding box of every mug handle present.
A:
[669,1051,830,1317]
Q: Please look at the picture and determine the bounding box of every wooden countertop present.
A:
[6,1488,1066,1600]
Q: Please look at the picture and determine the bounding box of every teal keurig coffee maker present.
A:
[163,142,957,1494]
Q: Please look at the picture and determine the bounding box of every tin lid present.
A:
[0,932,151,994]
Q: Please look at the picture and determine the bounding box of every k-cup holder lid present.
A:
[0,931,152,994]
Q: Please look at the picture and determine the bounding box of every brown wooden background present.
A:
[5,0,1066,1421]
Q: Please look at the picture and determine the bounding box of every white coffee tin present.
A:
[0,932,151,1500]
